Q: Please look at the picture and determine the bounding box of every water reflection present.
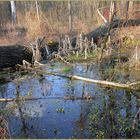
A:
[0,62,140,138]
[87,89,140,138]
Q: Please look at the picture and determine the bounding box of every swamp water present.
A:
[0,62,140,138]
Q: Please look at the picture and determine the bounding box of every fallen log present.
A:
[1,66,140,91]
[43,72,140,91]
[71,19,140,46]
[0,96,95,102]
[0,45,33,69]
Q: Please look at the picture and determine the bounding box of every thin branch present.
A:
[97,9,108,23]
[100,10,117,61]
[0,96,95,102]
[132,108,140,129]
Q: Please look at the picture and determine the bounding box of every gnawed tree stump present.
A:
[0,45,32,69]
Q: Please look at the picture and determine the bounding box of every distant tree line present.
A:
[0,1,140,40]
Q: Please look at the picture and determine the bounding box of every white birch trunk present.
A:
[10,1,16,23]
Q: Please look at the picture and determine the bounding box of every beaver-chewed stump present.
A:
[0,45,33,69]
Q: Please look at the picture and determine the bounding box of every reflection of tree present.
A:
[0,84,8,98]
[75,82,85,136]
[9,82,38,138]
[39,77,52,96]
[74,64,93,138]
[107,90,118,138]
[125,91,132,138]
[74,82,93,138]
[15,82,28,138]
[0,85,7,110]
[96,60,140,138]
[87,88,140,138]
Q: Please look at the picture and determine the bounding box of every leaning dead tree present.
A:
[71,19,140,47]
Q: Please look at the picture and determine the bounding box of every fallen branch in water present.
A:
[0,97,43,102]
[41,72,140,91]
[2,69,140,92]
[0,96,95,102]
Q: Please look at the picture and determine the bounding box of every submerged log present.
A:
[0,96,94,102]
[0,45,32,69]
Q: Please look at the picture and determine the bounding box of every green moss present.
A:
[61,67,72,73]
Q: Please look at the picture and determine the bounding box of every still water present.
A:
[0,62,140,138]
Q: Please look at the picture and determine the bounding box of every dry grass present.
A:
[119,26,140,39]
[0,2,140,46]
[17,8,70,42]
[0,1,101,44]
[115,26,140,69]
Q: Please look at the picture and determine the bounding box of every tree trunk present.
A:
[68,0,72,33]
[10,1,16,24]
[35,1,40,21]
[125,1,129,20]
[71,19,140,47]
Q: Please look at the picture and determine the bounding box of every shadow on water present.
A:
[0,62,140,138]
